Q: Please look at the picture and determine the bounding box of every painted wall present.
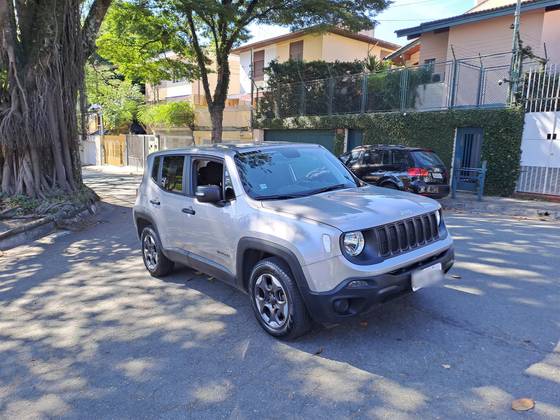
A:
[147,55,241,103]
[276,33,323,62]
[418,31,449,64]
[542,9,560,65]
[322,33,376,62]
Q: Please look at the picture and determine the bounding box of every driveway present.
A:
[0,167,558,419]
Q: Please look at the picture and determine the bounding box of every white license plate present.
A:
[432,173,443,179]
[411,263,443,292]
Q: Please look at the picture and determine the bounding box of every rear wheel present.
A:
[141,226,174,277]
[249,257,311,339]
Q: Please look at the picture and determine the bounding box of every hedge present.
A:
[255,107,525,196]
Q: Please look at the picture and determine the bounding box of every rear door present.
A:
[158,154,194,250]
[361,149,390,184]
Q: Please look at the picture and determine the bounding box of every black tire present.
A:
[141,226,174,277]
[249,257,312,339]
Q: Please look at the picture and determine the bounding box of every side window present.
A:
[151,157,160,183]
[347,150,362,166]
[363,150,382,165]
[194,159,223,187]
[381,150,392,165]
[161,155,185,193]
[392,150,409,168]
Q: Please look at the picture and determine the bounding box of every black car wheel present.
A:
[249,257,311,339]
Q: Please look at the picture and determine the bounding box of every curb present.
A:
[441,202,560,220]
[0,204,96,251]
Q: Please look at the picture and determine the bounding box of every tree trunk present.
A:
[0,0,111,198]
[210,105,225,143]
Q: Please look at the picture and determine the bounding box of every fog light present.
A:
[333,299,350,314]
[348,280,369,288]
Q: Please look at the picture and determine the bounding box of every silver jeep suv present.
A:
[133,143,454,339]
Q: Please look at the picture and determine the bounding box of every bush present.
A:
[255,107,525,196]
[138,101,194,130]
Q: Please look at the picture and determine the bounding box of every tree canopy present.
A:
[97,0,390,142]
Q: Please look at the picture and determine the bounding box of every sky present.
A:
[247,0,476,47]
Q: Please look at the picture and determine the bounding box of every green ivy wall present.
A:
[256,108,525,196]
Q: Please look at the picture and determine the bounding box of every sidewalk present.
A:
[440,192,560,220]
[83,164,144,176]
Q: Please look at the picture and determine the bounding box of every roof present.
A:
[150,142,324,157]
[385,39,420,61]
[231,27,401,54]
[396,0,560,39]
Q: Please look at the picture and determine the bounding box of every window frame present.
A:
[289,40,304,61]
[252,50,265,82]
[154,154,189,196]
[190,156,235,202]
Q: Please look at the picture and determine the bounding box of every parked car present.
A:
[134,143,454,339]
[340,145,450,198]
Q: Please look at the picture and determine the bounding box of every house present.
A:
[395,0,560,67]
[145,54,252,144]
[231,27,401,99]
[394,0,560,198]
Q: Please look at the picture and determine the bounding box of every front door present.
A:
[185,158,236,281]
[454,128,483,191]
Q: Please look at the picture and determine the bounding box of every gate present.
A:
[517,64,560,196]
[453,128,484,192]
[102,135,126,166]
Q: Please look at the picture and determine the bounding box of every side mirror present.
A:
[195,185,222,203]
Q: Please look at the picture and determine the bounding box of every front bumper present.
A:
[300,246,454,324]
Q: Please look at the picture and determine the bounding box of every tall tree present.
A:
[173,0,390,143]
[105,0,390,143]
[0,0,112,197]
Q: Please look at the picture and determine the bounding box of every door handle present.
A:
[149,199,160,206]
[182,207,196,215]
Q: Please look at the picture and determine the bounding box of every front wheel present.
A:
[249,257,312,339]
[141,226,174,277]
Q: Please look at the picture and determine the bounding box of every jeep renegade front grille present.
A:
[375,212,439,258]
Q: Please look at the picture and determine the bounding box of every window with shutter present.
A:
[289,41,304,61]
[252,50,265,81]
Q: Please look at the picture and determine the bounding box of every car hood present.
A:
[261,186,440,232]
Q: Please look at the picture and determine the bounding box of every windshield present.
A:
[234,146,359,200]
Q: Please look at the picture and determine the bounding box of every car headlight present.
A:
[342,231,365,256]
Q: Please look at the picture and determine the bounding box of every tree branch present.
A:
[82,0,112,59]
[186,11,213,107]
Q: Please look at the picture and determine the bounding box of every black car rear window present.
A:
[411,151,444,167]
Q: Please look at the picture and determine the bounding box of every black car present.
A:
[340,145,450,198]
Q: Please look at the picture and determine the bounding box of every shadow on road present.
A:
[0,169,558,418]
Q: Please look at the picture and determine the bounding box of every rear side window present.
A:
[363,150,381,165]
[151,157,160,182]
[161,155,185,193]
[392,150,410,168]
[411,151,444,167]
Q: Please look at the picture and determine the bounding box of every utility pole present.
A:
[508,0,522,105]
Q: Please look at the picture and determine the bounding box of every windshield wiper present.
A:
[257,193,304,200]
[305,183,349,196]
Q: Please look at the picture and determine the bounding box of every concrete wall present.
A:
[194,105,251,130]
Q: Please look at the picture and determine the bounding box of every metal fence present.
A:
[523,63,560,113]
[125,133,195,169]
[255,60,511,119]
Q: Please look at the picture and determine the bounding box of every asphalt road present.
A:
[0,168,559,419]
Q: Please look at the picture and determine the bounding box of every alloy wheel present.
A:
[254,273,289,329]
[143,233,159,271]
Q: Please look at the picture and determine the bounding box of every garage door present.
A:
[264,129,335,151]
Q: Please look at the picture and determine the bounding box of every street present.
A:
[0,168,559,419]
